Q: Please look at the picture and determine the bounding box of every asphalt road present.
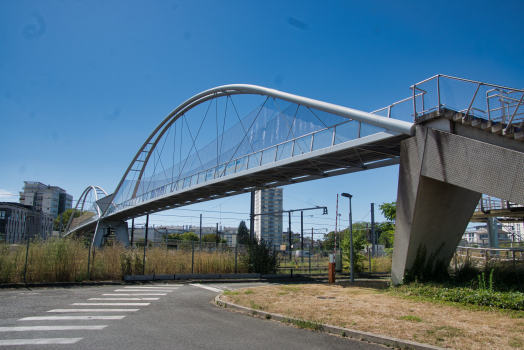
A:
[0,282,386,349]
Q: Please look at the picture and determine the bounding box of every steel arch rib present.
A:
[64,185,108,235]
[103,84,415,217]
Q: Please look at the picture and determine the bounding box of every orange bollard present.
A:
[328,262,336,283]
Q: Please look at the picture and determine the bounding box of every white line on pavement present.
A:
[0,338,83,346]
[123,286,178,289]
[104,293,167,296]
[189,284,223,293]
[113,289,173,292]
[72,303,150,306]
[0,326,107,332]
[19,316,125,321]
[88,298,159,301]
[48,309,139,313]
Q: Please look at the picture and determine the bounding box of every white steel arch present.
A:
[104,84,415,217]
[64,185,109,235]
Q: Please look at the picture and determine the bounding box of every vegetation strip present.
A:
[214,294,444,350]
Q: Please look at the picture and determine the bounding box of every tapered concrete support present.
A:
[392,125,524,284]
[92,221,130,247]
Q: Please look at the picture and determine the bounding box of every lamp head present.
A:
[341,193,352,199]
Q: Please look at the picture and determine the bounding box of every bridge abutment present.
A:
[93,221,130,247]
[392,124,524,284]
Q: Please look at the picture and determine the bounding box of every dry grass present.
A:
[221,283,524,349]
[281,254,392,273]
[0,239,247,283]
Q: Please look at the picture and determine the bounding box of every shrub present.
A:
[241,238,278,273]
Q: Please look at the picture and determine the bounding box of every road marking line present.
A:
[72,303,150,306]
[189,284,223,293]
[88,298,159,301]
[104,293,167,296]
[114,289,173,292]
[122,286,178,289]
[0,338,83,346]
[19,316,125,321]
[48,309,139,313]
[0,326,107,332]
[150,285,180,287]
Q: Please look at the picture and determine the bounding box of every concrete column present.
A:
[92,221,130,247]
[393,124,524,284]
[487,217,499,248]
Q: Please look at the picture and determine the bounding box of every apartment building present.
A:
[0,202,54,243]
[254,188,283,246]
[19,182,73,219]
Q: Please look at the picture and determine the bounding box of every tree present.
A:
[180,231,199,242]
[322,231,336,251]
[53,209,84,231]
[165,232,182,240]
[340,227,368,273]
[237,220,249,245]
[378,202,396,247]
[379,202,396,222]
[202,233,224,243]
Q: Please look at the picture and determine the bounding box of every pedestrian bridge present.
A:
[65,75,524,284]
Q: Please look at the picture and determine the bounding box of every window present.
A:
[0,211,5,219]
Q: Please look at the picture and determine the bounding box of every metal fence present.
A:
[370,75,524,134]
[454,245,524,268]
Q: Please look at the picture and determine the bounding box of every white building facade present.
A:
[254,188,283,246]
[19,182,73,219]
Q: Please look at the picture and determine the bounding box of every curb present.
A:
[214,294,444,350]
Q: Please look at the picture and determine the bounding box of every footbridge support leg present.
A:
[392,125,524,285]
[92,221,130,248]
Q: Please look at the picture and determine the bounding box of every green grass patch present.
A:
[278,291,288,296]
[281,317,323,331]
[244,289,254,295]
[222,290,239,296]
[248,300,265,310]
[280,284,302,292]
[399,315,422,322]
[390,283,524,311]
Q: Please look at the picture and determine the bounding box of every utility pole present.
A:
[216,223,219,247]
[130,218,134,247]
[335,194,339,253]
[250,192,255,240]
[300,211,304,252]
[371,203,375,257]
[288,211,292,261]
[143,215,149,275]
[199,214,202,249]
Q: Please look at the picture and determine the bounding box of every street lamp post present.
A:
[341,193,354,283]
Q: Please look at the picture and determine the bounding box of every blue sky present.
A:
[1,0,523,236]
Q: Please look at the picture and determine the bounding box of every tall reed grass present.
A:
[0,238,248,284]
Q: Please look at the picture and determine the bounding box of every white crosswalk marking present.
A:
[19,316,125,321]
[48,309,139,313]
[189,284,223,293]
[88,298,159,301]
[0,326,107,332]
[72,303,150,306]
[0,338,83,345]
[2,285,180,346]
[104,293,166,296]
